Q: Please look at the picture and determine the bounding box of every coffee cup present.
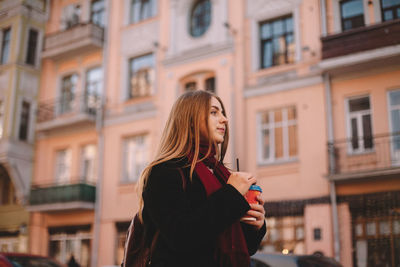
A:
[241,185,262,221]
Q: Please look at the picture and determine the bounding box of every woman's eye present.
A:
[211,111,217,115]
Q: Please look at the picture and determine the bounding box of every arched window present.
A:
[190,0,211,37]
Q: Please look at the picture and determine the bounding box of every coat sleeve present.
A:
[241,221,267,255]
[143,164,250,252]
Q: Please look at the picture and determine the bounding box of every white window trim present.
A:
[332,0,369,33]
[387,89,400,164]
[57,71,81,115]
[124,0,158,26]
[250,5,301,72]
[345,95,374,155]
[54,148,72,184]
[257,108,298,165]
[79,144,97,183]
[121,135,149,183]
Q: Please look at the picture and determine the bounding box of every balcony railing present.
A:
[42,23,104,60]
[36,93,100,131]
[328,132,400,180]
[29,181,96,212]
[321,19,400,59]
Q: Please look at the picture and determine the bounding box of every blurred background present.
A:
[0,0,399,266]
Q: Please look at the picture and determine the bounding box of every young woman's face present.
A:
[206,97,228,144]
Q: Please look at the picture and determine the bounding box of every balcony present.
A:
[28,182,96,212]
[36,93,100,132]
[328,132,400,181]
[42,23,104,60]
[320,20,400,73]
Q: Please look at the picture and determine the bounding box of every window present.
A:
[115,222,130,265]
[130,0,156,24]
[128,54,154,98]
[18,101,30,141]
[91,0,105,27]
[55,149,71,184]
[347,96,373,153]
[1,28,11,64]
[49,226,91,267]
[258,106,298,164]
[190,0,212,37]
[25,29,38,66]
[389,90,400,163]
[185,81,197,91]
[62,4,81,29]
[262,216,304,254]
[85,67,102,113]
[0,170,16,205]
[381,0,400,21]
[60,74,78,114]
[340,0,365,31]
[260,16,294,69]
[205,77,215,93]
[81,144,97,183]
[0,100,4,139]
[122,135,149,183]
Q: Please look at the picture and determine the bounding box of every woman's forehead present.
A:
[210,97,222,110]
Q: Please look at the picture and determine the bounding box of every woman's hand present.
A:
[227,172,257,195]
[241,195,265,230]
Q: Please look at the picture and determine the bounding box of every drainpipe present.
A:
[324,73,341,262]
[91,1,110,267]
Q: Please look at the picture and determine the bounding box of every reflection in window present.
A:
[19,101,30,141]
[55,149,71,184]
[190,0,212,37]
[389,90,400,163]
[185,81,197,91]
[260,16,294,69]
[381,0,400,21]
[1,28,11,64]
[85,67,102,113]
[60,74,78,114]
[205,77,215,93]
[340,0,365,31]
[129,54,154,98]
[26,29,38,66]
[81,144,97,183]
[130,0,156,24]
[91,0,105,27]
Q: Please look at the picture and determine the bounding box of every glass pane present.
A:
[390,90,400,106]
[384,9,394,20]
[285,17,293,32]
[362,114,373,149]
[349,97,370,112]
[288,125,297,157]
[260,23,272,39]
[391,110,400,150]
[272,19,284,36]
[366,221,376,236]
[262,129,270,159]
[393,220,400,234]
[356,240,368,267]
[355,223,363,236]
[287,106,296,120]
[261,112,270,124]
[341,0,364,19]
[262,41,273,68]
[379,221,390,235]
[275,127,283,159]
[351,118,359,150]
[382,0,400,8]
[295,226,304,240]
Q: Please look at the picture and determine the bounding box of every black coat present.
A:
[142,159,266,267]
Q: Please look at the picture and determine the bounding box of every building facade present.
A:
[23,0,400,267]
[0,0,46,252]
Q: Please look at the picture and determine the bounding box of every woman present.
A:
[137,90,266,267]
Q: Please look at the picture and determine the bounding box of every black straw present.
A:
[236,158,240,171]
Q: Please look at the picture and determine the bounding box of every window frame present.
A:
[345,95,374,155]
[80,144,97,183]
[380,0,400,21]
[387,89,400,165]
[54,148,71,184]
[340,0,365,31]
[90,0,105,27]
[121,134,149,183]
[127,53,154,99]
[25,28,39,66]
[129,0,156,24]
[189,0,212,38]
[257,106,298,165]
[85,66,102,112]
[259,15,295,69]
[18,101,31,141]
[1,27,11,65]
[59,73,79,115]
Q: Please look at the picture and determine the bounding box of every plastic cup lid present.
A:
[249,184,262,192]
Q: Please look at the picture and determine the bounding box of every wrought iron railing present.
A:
[328,132,400,175]
[37,93,100,123]
[29,181,96,205]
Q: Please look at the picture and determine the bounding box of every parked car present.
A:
[251,252,343,267]
[0,253,64,267]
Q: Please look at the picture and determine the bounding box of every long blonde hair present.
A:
[137,90,229,219]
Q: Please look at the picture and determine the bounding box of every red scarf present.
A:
[191,143,250,267]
